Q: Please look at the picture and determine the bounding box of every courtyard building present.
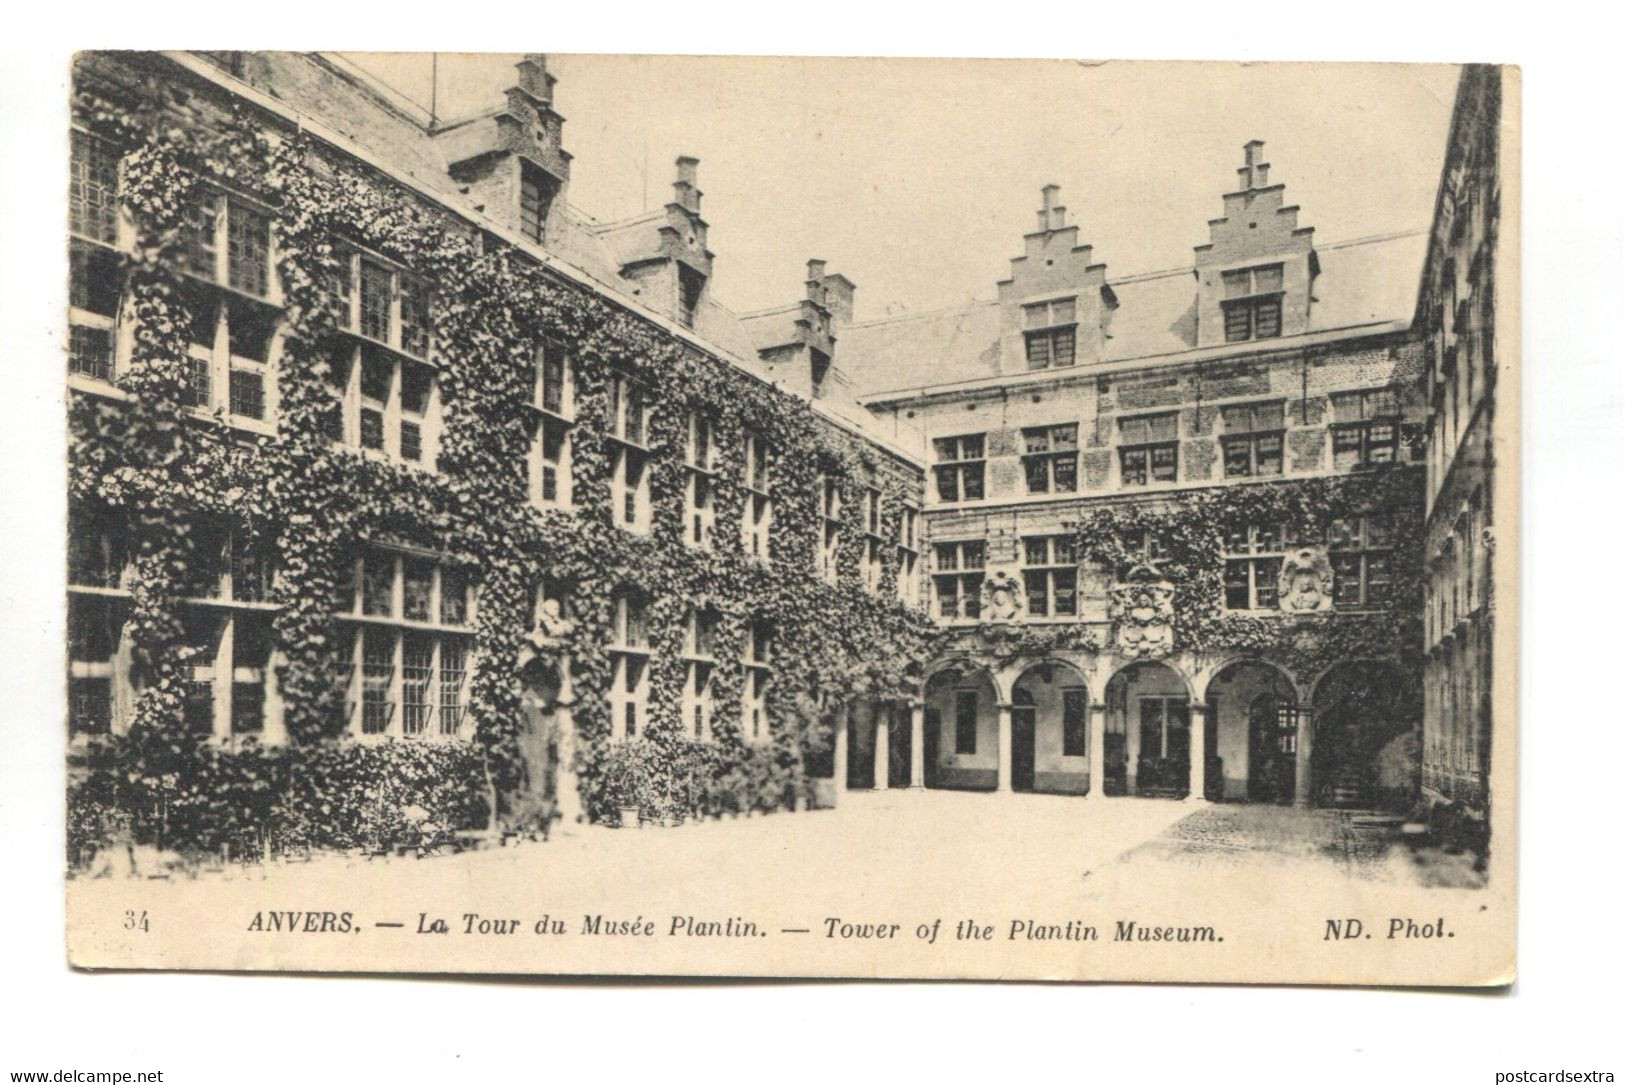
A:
[64,53,1506,860]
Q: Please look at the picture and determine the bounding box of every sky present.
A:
[337,54,1460,320]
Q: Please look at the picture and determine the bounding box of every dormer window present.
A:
[1023,297,1077,369]
[678,265,705,329]
[1221,264,1284,342]
[520,162,558,244]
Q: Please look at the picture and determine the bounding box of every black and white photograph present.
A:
[50,50,1517,986]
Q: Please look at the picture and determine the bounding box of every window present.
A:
[954,690,978,755]
[227,204,271,296]
[231,616,271,735]
[401,633,434,736]
[68,595,121,736]
[742,620,773,742]
[1022,423,1079,494]
[608,375,652,533]
[1329,514,1395,608]
[68,505,125,588]
[229,368,264,420]
[896,506,920,606]
[360,627,396,735]
[1330,389,1401,469]
[184,193,220,281]
[1223,522,1284,610]
[609,593,651,738]
[818,469,842,584]
[861,480,883,593]
[1022,535,1077,617]
[933,540,986,620]
[439,639,468,734]
[1062,689,1088,757]
[1023,297,1077,369]
[520,163,558,243]
[180,612,222,736]
[683,607,718,740]
[531,343,574,509]
[70,131,119,245]
[227,530,273,603]
[401,362,431,463]
[1116,529,1168,580]
[741,429,772,561]
[1119,413,1178,485]
[70,325,114,382]
[399,276,431,359]
[69,241,121,383]
[71,243,122,317]
[684,410,714,547]
[359,260,392,343]
[932,434,985,503]
[1138,696,1190,762]
[1220,264,1283,342]
[1220,401,1285,478]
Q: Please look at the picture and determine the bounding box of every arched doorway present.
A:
[1204,661,1298,803]
[1312,660,1420,810]
[922,665,999,791]
[1010,661,1091,795]
[1105,661,1190,798]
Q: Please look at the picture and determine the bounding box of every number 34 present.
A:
[123,910,149,932]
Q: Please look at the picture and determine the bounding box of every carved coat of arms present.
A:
[1277,547,1335,612]
[1109,565,1176,659]
[980,569,1025,624]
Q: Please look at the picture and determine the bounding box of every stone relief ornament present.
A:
[518,598,575,670]
[1277,547,1335,612]
[980,569,1025,623]
[1109,564,1176,659]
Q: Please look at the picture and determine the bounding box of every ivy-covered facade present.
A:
[848,146,1436,811]
[65,52,1500,865]
[66,51,932,859]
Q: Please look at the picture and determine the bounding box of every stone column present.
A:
[1187,701,1208,802]
[1125,701,1140,795]
[833,703,849,796]
[909,702,926,788]
[1294,707,1314,807]
[996,702,1013,793]
[1088,702,1107,798]
[874,707,890,791]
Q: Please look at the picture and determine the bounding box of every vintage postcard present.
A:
[62,52,1517,984]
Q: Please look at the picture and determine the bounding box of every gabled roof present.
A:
[843,230,1429,399]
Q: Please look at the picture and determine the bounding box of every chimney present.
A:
[515,54,553,102]
[673,156,702,215]
[805,259,828,303]
[1237,140,1269,189]
[1037,184,1066,232]
[822,273,856,326]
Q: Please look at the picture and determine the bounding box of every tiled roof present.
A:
[843,230,1429,398]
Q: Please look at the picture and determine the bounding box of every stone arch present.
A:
[1009,659,1093,795]
[1204,659,1299,804]
[1309,659,1421,811]
[920,661,1002,791]
[1103,659,1193,798]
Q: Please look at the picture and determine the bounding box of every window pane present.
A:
[1024,569,1048,617]
[1256,433,1283,475]
[1025,332,1050,369]
[228,369,264,419]
[1255,557,1282,609]
[1051,327,1075,366]
[1051,298,1076,325]
[1224,302,1251,342]
[1224,560,1251,609]
[1150,445,1177,481]
[1121,449,1147,486]
[933,437,960,463]
[1332,427,1363,468]
[1222,269,1250,299]
[1147,413,1178,441]
[963,542,986,569]
[70,133,120,244]
[1024,456,1050,494]
[1023,303,1048,330]
[1053,454,1077,492]
[359,262,391,341]
[1023,428,1051,454]
[1254,265,1284,293]
[934,466,959,503]
[1222,437,1252,478]
[960,435,984,460]
[962,465,985,500]
[226,204,270,296]
[1254,298,1281,339]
